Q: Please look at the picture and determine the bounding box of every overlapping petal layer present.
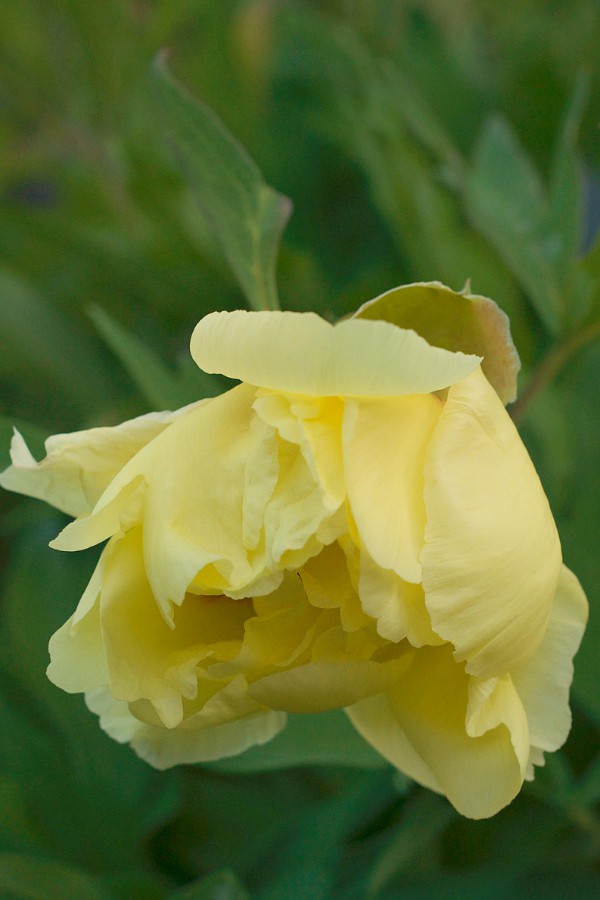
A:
[422,368,562,678]
[0,297,587,819]
[191,310,481,396]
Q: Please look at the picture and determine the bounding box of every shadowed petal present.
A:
[422,368,562,678]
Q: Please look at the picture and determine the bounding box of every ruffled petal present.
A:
[85,684,286,769]
[300,541,371,634]
[358,551,443,646]
[422,368,562,678]
[253,392,345,510]
[347,645,523,819]
[0,410,178,517]
[343,394,442,583]
[511,564,588,755]
[191,310,481,397]
[99,527,252,728]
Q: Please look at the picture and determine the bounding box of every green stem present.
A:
[510,320,600,425]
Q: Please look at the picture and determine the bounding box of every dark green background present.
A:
[1,2,600,897]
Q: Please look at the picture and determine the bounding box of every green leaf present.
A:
[375,868,517,900]
[0,522,181,871]
[151,54,291,311]
[548,75,588,279]
[0,854,110,900]
[0,269,110,414]
[465,117,564,335]
[354,281,521,404]
[367,793,455,898]
[257,770,394,900]
[568,754,600,807]
[169,870,249,900]
[547,76,593,325]
[207,709,387,774]
[0,776,41,855]
[97,871,167,900]
[89,305,222,409]
[282,16,525,341]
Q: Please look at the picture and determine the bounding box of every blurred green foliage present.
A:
[1,1,600,897]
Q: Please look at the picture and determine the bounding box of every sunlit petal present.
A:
[191,310,480,397]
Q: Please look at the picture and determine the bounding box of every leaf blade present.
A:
[151,54,291,311]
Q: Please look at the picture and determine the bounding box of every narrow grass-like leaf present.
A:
[0,269,109,413]
[90,305,221,409]
[547,76,593,325]
[151,54,291,311]
[548,75,589,274]
[367,793,455,899]
[0,523,181,872]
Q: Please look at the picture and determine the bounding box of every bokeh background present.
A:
[1,1,600,897]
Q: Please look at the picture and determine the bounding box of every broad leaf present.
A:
[465,117,563,335]
[151,55,291,312]
[355,281,520,404]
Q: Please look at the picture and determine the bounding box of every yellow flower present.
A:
[0,291,587,819]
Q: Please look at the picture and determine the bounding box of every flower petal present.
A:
[358,551,444,646]
[511,564,588,755]
[49,475,144,551]
[0,410,177,517]
[253,392,345,509]
[85,684,286,769]
[422,368,562,678]
[47,553,108,693]
[248,659,400,713]
[344,394,442,583]
[191,310,481,397]
[347,645,523,818]
[99,528,252,727]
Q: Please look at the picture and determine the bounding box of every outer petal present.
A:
[47,553,108,692]
[85,684,286,769]
[191,310,481,397]
[50,475,144,551]
[512,564,588,755]
[343,394,442,583]
[99,528,252,728]
[0,410,178,517]
[422,368,562,678]
[345,692,443,795]
[347,645,523,818]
